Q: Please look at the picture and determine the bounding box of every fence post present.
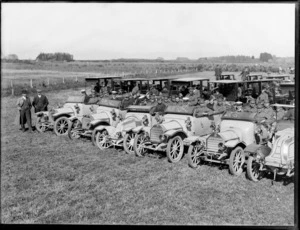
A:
[11,80,14,96]
[30,79,33,88]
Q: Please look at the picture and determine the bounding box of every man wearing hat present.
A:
[16,89,33,132]
[206,95,216,111]
[150,96,167,116]
[132,82,140,96]
[214,97,226,113]
[120,93,133,110]
[147,94,156,106]
[193,98,213,117]
[100,82,108,96]
[274,106,286,120]
[81,89,90,103]
[213,89,224,101]
[243,99,257,113]
[32,89,49,113]
[256,87,269,105]
[110,91,117,100]
[262,100,275,117]
[163,93,171,104]
[255,103,276,141]
[235,101,244,112]
[186,87,198,107]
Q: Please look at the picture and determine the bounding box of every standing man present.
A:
[17,89,33,132]
[215,64,222,80]
[256,87,269,105]
[32,89,49,113]
[132,83,140,96]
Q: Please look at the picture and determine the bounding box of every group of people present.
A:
[16,89,49,132]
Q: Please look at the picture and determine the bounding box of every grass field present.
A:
[1,89,295,225]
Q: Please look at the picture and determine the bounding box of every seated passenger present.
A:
[120,93,133,110]
[193,99,213,117]
[213,90,224,101]
[150,96,167,116]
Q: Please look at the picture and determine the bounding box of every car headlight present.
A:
[218,142,226,151]
[159,134,167,142]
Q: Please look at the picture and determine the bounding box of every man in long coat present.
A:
[32,89,49,113]
[16,89,33,132]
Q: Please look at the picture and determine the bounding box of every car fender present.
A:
[164,129,186,138]
[224,139,240,148]
[244,143,261,154]
[68,115,77,122]
[94,125,116,135]
[131,126,144,133]
[183,136,206,145]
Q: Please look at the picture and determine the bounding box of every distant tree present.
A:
[4,54,18,60]
[36,52,74,62]
[259,52,273,62]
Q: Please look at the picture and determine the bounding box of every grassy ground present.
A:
[1,89,295,225]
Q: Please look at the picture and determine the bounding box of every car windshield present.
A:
[98,98,121,108]
[165,105,194,115]
[222,111,256,121]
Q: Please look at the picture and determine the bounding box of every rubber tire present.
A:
[95,130,112,150]
[67,120,81,140]
[35,117,46,133]
[54,116,69,136]
[246,156,262,182]
[166,136,184,163]
[229,146,245,176]
[91,129,98,146]
[187,144,203,169]
[123,132,136,155]
[134,133,148,157]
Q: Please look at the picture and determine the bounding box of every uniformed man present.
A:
[150,96,167,116]
[182,97,190,107]
[206,95,216,111]
[110,91,117,100]
[194,98,213,117]
[254,103,276,140]
[147,94,156,106]
[224,101,235,112]
[170,95,176,105]
[283,107,295,120]
[243,99,257,113]
[256,87,269,105]
[274,106,286,120]
[120,93,133,110]
[132,83,140,96]
[202,87,211,101]
[150,85,159,96]
[163,93,171,104]
[213,89,224,101]
[262,100,275,117]
[194,85,201,98]
[235,101,243,112]
[214,97,226,113]
[100,82,108,95]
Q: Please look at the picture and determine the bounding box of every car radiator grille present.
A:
[150,125,163,143]
[207,136,223,153]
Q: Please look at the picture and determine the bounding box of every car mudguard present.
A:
[131,126,144,133]
[94,125,116,135]
[183,136,206,145]
[164,129,186,138]
[68,115,77,122]
[224,139,241,148]
[244,143,261,154]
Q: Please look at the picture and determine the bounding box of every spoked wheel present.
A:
[166,136,184,163]
[54,116,70,136]
[123,132,136,154]
[187,144,204,169]
[134,133,148,157]
[36,117,47,133]
[247,156,263,182]
[95,130,112,150]
[229,146,245,176]
[68,120,82,140]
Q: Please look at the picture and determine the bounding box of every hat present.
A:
[81,89,86,93]
[235,101,243,106]
[111,91,117,94]
[257,103,263,109]
[37,89,42,93]
[183,97,189,101]
[21,89,28,94]
[139,95,146,99]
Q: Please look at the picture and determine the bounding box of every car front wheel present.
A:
[229,146,245,176]
[166,136,184,163]
[187,144,203,169]
[247,156,263,182]
[134,133,148,157]
[54,116,69,136]
[95,130,112,150]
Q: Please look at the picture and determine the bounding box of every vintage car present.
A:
[133,105,224,163]
[35,96,99,136]
[94,105,157,154]
[244,104,295,182]
[185,111,267,176]
[67,98,124,145]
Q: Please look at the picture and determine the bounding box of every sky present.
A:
[1,3,296,60]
